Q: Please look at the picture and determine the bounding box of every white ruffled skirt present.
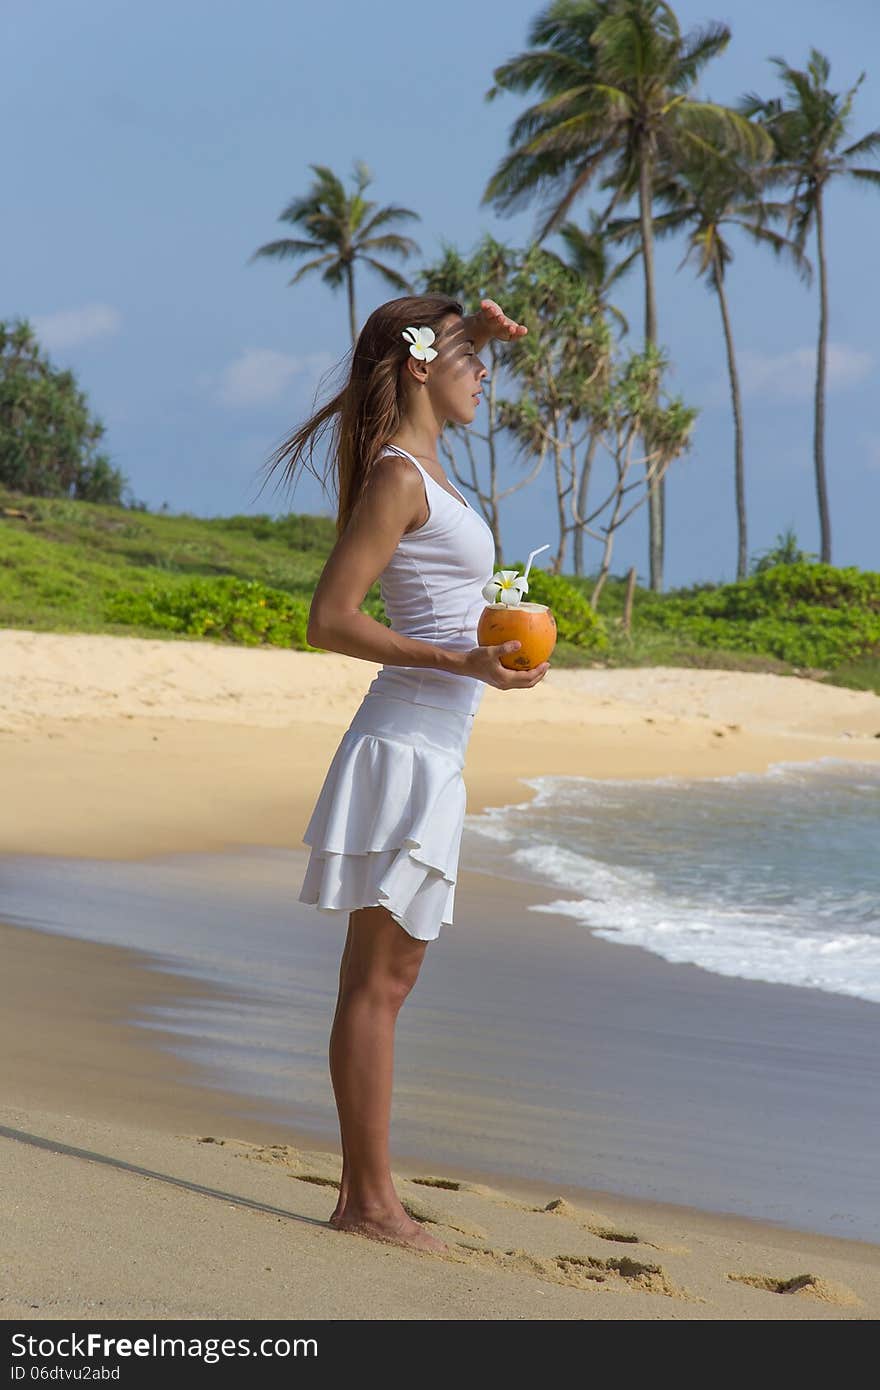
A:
[297,692,477,942]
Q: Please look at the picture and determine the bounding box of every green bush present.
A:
[637,562,880,669]
[207,511,336,552]
[504,563,609,650]
[104,575,315,649]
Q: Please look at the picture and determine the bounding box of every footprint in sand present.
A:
[727,1271,862,1307]
[538,1197,690,1255]
[444,1242,699,1301]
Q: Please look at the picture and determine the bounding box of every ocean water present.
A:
[2,755,879,1240]
[464,757,880,1006]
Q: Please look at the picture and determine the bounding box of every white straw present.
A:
[523,544,550,584]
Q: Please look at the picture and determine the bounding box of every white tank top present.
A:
[366,444,497,716]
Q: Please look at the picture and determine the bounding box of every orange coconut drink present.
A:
[477,544,557,670]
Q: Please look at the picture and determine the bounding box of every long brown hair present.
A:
[254,293,463,538]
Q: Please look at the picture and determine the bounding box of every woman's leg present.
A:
[327,903,448,1252]
[328,917,353,1222]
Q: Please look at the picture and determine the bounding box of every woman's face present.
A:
[414,312,489,426]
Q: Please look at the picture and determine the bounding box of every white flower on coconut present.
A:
[482,569,528,606]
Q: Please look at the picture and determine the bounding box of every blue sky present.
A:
[5,0,879,587]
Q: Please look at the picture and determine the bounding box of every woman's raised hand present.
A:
[475,298,528,343]
[464,640,550,690]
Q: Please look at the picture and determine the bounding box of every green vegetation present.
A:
[0,487,333,642]
[2,486,876,692]
[105,576,314,649]
[0,320,130,505]
[636,563,880,671]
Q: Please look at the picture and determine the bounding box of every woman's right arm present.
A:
[306,455,549,691]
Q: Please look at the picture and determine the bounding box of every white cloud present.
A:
[705,341,872,405]
[215,347,335,406]
[31,303,122,351]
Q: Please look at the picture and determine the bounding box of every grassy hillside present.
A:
[1,485,877,694]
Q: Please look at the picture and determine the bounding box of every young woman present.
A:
[262,293,550,1254]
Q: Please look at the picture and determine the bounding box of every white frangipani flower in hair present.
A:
[482,568,529,606]
[402,325,438,361]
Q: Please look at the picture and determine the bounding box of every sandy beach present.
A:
[3,628,879,861]
[3,628,880,1319]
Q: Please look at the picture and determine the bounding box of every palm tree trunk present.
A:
[714,267,747,579]
[638,149,663,592]
[346,264,358,347]
[813,186,831,563]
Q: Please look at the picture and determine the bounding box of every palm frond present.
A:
[730,218,813,287]
[286,253,338,285]
[673,19,731,91]
[320,260,346,289]
[534,147,612,241]
[607,301,630,335]
[603,211,642,245]
[505,43,596,91]
[247,237,323,264]
[527,2,607,61]
[607,242,641,285]
[779,63,822,122]
[840,127,880,160]
[357,204,421,238]
[674,101,775,163]
[848,167,880,187]
[294,214,346,247]
[488,47,595,102]
[808,47,832,87]
[361,257,412,292]
[506,83,599,145]
[357,232,421,258]
[351,159,373,194]
[483,126,608,216]
[736,89,773,121]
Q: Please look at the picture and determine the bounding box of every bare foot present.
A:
[328,1189,348,1223]
[332,1207,449,1253]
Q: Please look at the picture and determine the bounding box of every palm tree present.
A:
[249,160,421,345]
[545,211,639,575]
[738,50,880,564]
[606,147,811,578]
[483,0,770,591]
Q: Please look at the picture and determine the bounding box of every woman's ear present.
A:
[405,357,430,386]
